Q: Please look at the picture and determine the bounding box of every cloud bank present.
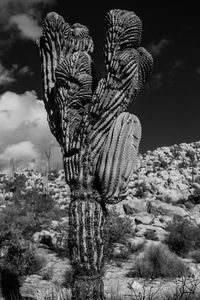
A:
[0,63,15,86]
[9,14,42,40]
[0,63,33,87]
[0,0,56,41]
[0,90,62,170]
[148,39,171,57]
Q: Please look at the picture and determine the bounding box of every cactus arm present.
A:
[138,47,154,89]
[55,51,93,184]
[38,13,94,185]
[95,112,141,203]
[104,9,142,68]
[68,23,94,54]
[89,10,144,117]
[89,10,152,167]
[37,12,70,104]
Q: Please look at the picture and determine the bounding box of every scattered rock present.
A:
[135,214,154,225]
[147,200,188,219]
[135,224,168,241]
[126,237,145,252]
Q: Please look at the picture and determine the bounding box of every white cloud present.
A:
[0,0,56,14]
[0,91,62,170]
[17,65,34,76]
[0,0,56,41]
[0,63,15,86]
[0,0,55,5]
[148,39,171,57]
[0,141,39,168]
[10,14,42,40]
[0,63,33,87]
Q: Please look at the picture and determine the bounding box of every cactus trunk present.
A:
[69,189,106,299]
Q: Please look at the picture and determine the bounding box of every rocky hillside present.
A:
[129,141,200,202]
[0,169,70,208]
[113,141,200,242]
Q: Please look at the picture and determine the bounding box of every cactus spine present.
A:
[37,9,153,299]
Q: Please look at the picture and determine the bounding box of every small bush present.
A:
[165,219,200,256]
[126,239,145,254]
[0,240,44,277]
[112,244,130,261]
[104,209,134,260]
[163,276,200,300]
[63,269,74,289]
[144,229,158,241]
[42,265,54,281]
[30,253,46,274]
[134,181,150,198]
[0,184,61,281]
[48,169,59,181]
[129,243,187,279]
[190,250,200,263]
[1,268,21,300]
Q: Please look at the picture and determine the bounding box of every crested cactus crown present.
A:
[38,9,153,201]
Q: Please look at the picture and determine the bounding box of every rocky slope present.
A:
[114,141,200,240]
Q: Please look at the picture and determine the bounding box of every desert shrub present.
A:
[0,239,44,299]
[63,269,74,289]
[4,173,27,195]
[0,188,60,284]
[129,243,187,279]
[111,245,130,261]
[195,176,200,184]
[134,181,149,198]
[190,250,200,263]
[1,268,21,300]
[48,169,59,181]
[178,161,189,169]
[126,239,145,254]
[42,265,54,280]
[163,276,200,300]
[0,197,54,243]
[0,239,44,277]
[105,209,133,244]
[165,219,200,256]
[188,189,200,205]
[104,209,134,260]
[30,254,46,274]
[159,159,168,169]
[144,229,159,241]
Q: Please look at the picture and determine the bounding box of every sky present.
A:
[0,0,199,170]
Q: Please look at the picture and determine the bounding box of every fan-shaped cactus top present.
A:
[38,8,153,202]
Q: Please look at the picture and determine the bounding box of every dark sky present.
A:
[0,0,199,154]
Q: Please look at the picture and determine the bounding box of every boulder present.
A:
[147,200,188,219]
[122,198,147,215]
[135,224,168,241]
[134,214,154,225]
[126,237,145,252]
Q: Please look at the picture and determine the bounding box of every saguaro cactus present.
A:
[37,9,153,299]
